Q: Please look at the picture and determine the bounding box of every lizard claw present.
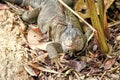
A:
[51,58,64,69]
[46,42,65,69]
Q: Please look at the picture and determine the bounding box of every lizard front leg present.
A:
[46,42,64,68]
[28,41,64,68]
[22,7,41,23]
[46,42,63,59]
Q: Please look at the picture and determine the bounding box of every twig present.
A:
[108,21,120,27]
[100,71,107,80]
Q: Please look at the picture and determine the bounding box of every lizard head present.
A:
[60,22,85,52]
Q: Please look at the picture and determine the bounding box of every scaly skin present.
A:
[4,0,87,59]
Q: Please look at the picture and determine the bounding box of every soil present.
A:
[0,10,29,80]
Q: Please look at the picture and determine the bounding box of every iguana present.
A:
[3,0,88,60]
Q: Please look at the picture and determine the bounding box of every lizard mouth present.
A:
[66,45,73,50]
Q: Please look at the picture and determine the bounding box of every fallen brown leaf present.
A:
[0,4,9,10]
[103,57,116,70]
[67,60,86,72]
[28,62,60,74]
[27,28,43,45]
[24,64,37,76]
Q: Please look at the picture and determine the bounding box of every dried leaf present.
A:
[116,35,120,41]
[85,77,99,80]
[28,62,60,74]
[105,0,115,9]
[24,64,37,76]
[27,26,51,50]
[103,58,116,70]
[67,60,86,72]
[27,28,43,45]
[31,27,42,36]
[36,53,48,62]
[108,66,119,73]
[65,69,74,76]
[87,68,102,75]
[0,4,9,10]
[110,74,120,79]
[48,75,54,80]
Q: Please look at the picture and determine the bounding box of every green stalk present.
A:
[98,0,110,38]
[86,0,109,53]
[98,0,104,29]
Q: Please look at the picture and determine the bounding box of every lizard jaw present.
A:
[65,44,73,49]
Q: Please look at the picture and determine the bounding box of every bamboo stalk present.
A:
[86,0,109,53]
[98,0,110,38]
